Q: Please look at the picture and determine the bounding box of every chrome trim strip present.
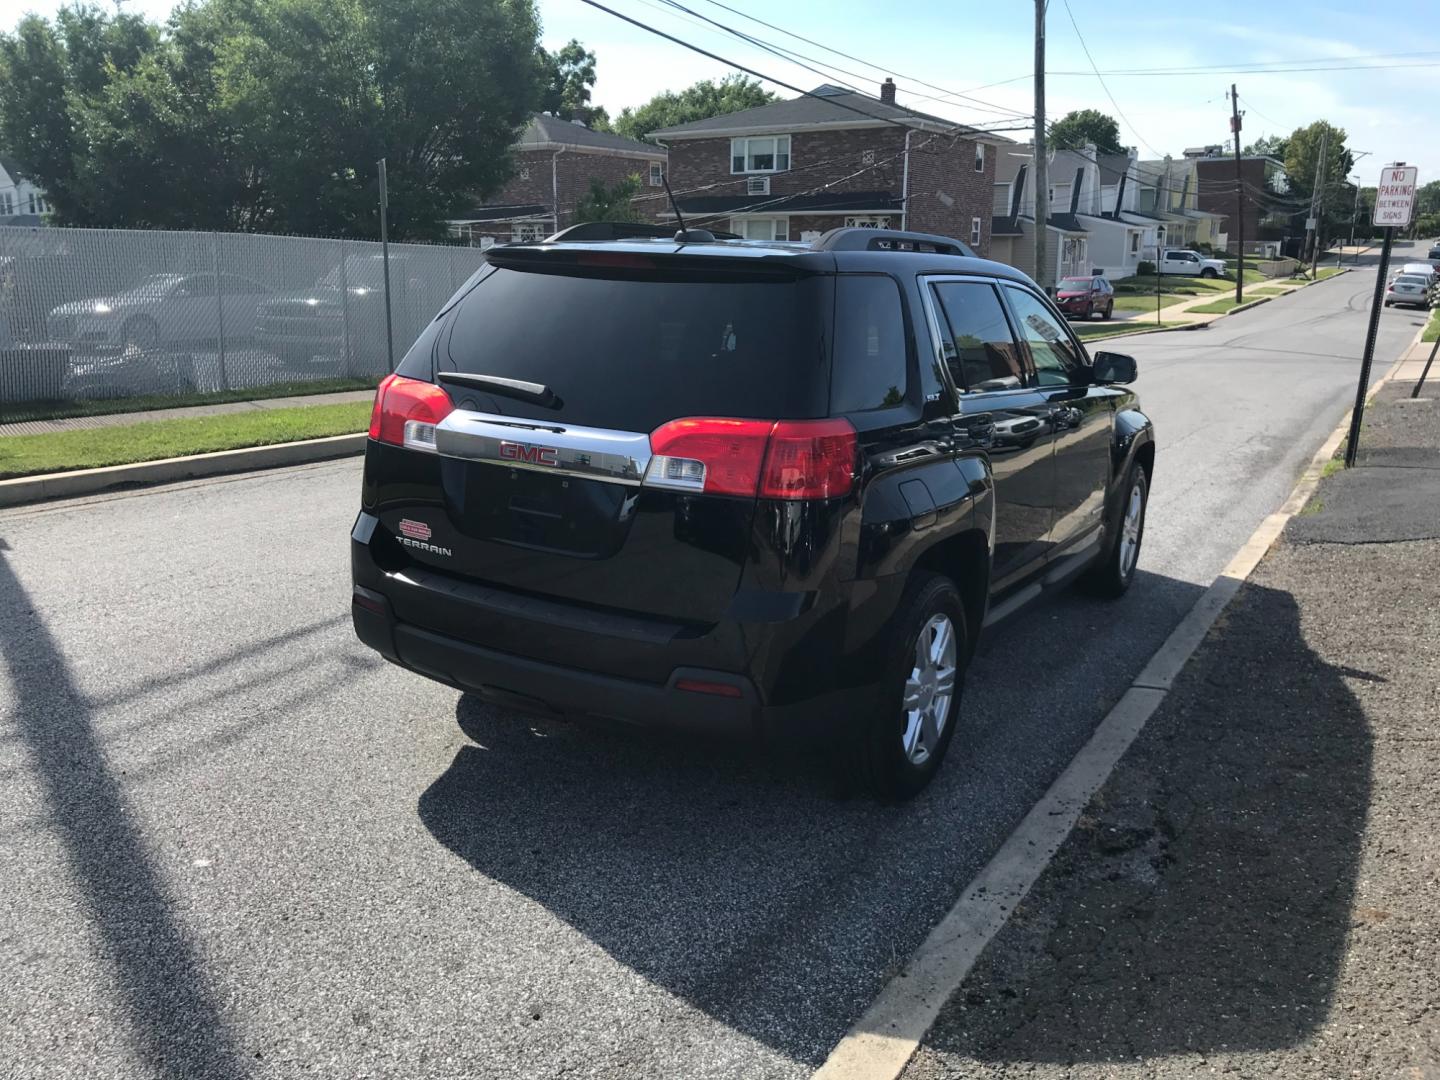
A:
[433,410,651,486]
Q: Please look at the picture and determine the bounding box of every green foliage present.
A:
[612,74,775,144]
[539,38,608,129]
[1048,109,1123,154]
[574,174,642,223]
[1136,259,1156,276]
[1244,133,1288,160]
[0,0,544,239]
[1413,211,1440,238]
[1283,120,1351,199]
[1415,181,1440,217]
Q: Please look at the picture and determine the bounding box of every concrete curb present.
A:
[0,432,366,508]
[811,322,1415,1080]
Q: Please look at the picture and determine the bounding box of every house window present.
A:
[735,217,787,241]
[731,135,791,174]
[649,161,664,187]
[0,193,11,215]
[1130,232,1140,253]
[970,217,982,246]
[844,215,892,229]
[974,144,986,173]
[519,167,530,181]
[861,149,876,166]
[512,220,547,242]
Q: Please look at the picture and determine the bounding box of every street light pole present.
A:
[1033,0,1050,294]
[1348,151,1372,264]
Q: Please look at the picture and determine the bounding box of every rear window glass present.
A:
[930,281,1025,392]
[829,275,908,413]
[442,265,828,432]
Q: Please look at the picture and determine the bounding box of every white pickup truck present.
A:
[1158,249,1228,278]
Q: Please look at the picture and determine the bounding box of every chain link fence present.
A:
[0,227,485,420]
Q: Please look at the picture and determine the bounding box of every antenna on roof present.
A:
[658,169,691,238]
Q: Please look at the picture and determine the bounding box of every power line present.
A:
[693,0,1032,119]
[577,0,1016,137]
[656,0,1028,120]
[1058,0,1161,158]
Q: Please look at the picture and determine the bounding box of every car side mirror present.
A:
[1093,351,1138,384]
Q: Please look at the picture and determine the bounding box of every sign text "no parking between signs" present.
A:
[1374,165,1419,227]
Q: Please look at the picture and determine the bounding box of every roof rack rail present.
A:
[546,221,740,242]
[810,227,973,257]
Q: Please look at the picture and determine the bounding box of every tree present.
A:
[1244,133,1288,160]
[0,0,545,238]
[1283,120,1351,199]
[612,74,774,144]
[1416,180,1440,217]
[539,38,608,129]
[574,174,641,223]
[1048,109,1123,154]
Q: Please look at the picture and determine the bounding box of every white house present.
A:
[0,157,50,224]
[993,143,1150,281]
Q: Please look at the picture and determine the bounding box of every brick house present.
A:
[447,114,668,246]
[1193,153,1292,254]
[649,81,1010,253]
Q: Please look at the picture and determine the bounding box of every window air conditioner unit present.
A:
[746,176,770,195]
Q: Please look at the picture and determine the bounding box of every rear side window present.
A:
[443,265,828,432]
[930,281,1025,392]
[829,274,908,413]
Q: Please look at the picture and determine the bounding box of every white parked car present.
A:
[47,272,272,351]
[1158,249,1227,279]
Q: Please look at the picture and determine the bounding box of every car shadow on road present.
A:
[411,567,1264,1065]
[0,548,249,1080]
[915,579,1372,1068]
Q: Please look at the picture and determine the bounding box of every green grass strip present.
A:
[1073,321,1187,340]
[1424,307,1440,343]
[0,401,371,479]
[1187,297,1250,315]
[0,377,379,426]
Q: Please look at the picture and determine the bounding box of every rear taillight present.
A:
[645,417,857,500]
[761,419,857,499]
[368,373,453,452]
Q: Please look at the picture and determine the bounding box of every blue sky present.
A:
[9,0,1440,180]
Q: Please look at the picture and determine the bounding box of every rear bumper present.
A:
[353,586,862,739]
[350,515,870,739]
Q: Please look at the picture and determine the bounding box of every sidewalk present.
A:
[903,379,1440,1079]
[0,388,374,438]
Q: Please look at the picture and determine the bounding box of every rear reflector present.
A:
[674,678,744,698]
[645,416,857,500]
[369,373,453,451]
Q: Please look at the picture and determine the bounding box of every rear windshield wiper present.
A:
[437,371,557,407]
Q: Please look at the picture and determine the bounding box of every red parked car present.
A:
[1055,274,1115,320]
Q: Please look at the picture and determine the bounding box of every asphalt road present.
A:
[0,245,1425,1080]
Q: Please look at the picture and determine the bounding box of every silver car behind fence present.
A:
[0,227,485,415]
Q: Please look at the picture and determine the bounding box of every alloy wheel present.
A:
[1119,479,1145,578]
[901,613,957,765]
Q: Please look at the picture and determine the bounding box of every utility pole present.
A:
[1033,0,1050,294]
[1230,84,1244,305]
[1311,127,1329,278]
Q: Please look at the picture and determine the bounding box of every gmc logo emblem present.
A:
[499,441,559,466]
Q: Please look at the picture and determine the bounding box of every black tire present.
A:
[1102,301,1114,320]
[123,315,160,351]
[1080,460,1149,598]
[846,573,968,801]
[1201,267,1218,279]
[1085,302,1095,320]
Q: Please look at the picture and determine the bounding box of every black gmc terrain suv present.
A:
[351,225,1155,798]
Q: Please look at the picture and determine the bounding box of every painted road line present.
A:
[812,330,1417,1080]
